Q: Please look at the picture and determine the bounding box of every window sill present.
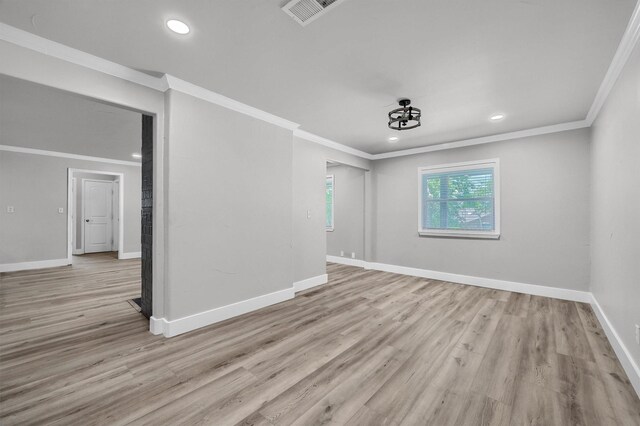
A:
[418,230,500,239]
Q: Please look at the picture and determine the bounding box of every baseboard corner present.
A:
[326,255,365,268]
[149,316,167,336]
[119,251,141,260]
[293,274,328,293]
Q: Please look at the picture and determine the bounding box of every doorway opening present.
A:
[2,73,159,327]
[325,160,366,266]
[68,169,124,259]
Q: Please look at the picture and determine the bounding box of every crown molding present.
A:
[1,5,638,162]
[162,77,372,160]
[585,0,640,125]
[163,74,300,130]
[371,120,590,160]
[0,145,142,167]
[0,23,165,91]
[162,75,370,158]
[293,129,374,160]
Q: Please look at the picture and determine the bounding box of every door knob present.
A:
[85,219,90,222]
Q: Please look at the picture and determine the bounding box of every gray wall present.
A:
[590,42,640,365]
[0,73,145,265]
[326,164,365,260]
[372,128,591,291]
[292,137,371,282]
[0,151,141,263]
[0,74,143,163]
[164,90,294,320]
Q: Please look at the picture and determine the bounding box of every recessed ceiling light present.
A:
[388,136,399,143]
[166,19,190,35]
[490,113,505,121]
[132,153,142,159]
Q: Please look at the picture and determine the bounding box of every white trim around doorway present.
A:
[67,169,125,264]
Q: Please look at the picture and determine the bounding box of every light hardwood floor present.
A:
[1,253,639,425]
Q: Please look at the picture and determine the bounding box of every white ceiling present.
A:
[0,74,142,161]
[0,0,635,154]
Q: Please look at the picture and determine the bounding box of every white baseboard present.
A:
[150,275,327,338]
[326,255,366,268]
[293,274,328,293]
[149,316,167,336]
[0,258,70,273]
[590,295,640,397]
[72,249,84,255]
[363,262,592,303]
[119,251,141,260]
[328,257,591,303]
[149,287,295,338]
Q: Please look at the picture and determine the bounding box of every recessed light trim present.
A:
[388,136,399,142]
[490,113,505,121]
[132,153,142,159]
[166,19,190,35]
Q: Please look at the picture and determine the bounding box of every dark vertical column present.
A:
[141,114,153,318]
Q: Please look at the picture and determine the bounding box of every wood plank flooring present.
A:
[1,253,639,425]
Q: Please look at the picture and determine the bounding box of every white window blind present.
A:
[418,159,500,238]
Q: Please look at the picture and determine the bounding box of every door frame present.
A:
[81,178,116,254]
[325,159,370,263]
[113,178,120,250]
[67,168,124,263]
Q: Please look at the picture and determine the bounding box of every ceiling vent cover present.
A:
[282,0,347,26]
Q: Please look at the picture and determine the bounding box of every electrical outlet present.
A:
[635,324,639,345]
[306,209,311,219]
[351,252,355,259]
[58,207,64,214]
[7,206,15,213]
[340,250,344,257]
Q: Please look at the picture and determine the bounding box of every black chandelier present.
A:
[388,98,421,131]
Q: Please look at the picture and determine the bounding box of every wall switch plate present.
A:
[7,206,15,213]
[351,252,355,259]
[58,208,64,214]
[340,250,344,257]
[635,324,639,345]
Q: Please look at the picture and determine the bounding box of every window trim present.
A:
[326,174,335,232]
[417,158,500,239]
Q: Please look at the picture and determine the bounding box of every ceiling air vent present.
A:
[282,0,347,26]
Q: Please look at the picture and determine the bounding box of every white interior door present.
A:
[84,180,113,253]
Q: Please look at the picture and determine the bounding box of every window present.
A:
[326,175,334,231]
[418,159,499,239]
